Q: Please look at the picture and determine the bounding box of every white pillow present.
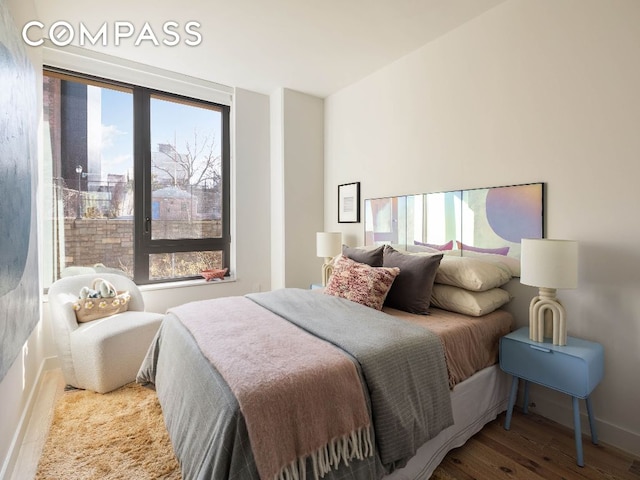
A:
[431,284,511,316]
[435,255,512,291]
[460,250,521,277]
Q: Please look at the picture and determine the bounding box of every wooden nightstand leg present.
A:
[504,376,519,430]
[522,380,530,414]
[585,396,598,445]
[572,396,584,467]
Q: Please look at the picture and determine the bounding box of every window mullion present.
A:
[133,87,151,284]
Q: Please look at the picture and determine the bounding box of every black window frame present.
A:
[44,66,231,285]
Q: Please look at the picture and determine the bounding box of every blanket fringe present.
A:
[274,426,373,480]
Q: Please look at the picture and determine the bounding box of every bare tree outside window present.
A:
[152,130,220,192]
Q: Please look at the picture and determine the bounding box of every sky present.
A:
[99,85,222,181]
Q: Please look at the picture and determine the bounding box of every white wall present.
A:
[324,0,640,455]
[271,88,325,289]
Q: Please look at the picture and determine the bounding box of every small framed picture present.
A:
[338,182,360,223]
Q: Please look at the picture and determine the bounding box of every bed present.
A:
[381,306,512,479]
[137,248,515,480]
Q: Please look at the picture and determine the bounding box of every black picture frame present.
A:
[338,182,360,223]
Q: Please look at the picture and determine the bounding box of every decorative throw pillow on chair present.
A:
[73,278,131,323]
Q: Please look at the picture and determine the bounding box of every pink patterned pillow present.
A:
[325,255,400,310]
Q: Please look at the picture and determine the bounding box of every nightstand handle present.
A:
[529,345,552,353]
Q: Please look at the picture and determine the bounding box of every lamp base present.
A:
[529,287,567,346]
[321,258,334,286]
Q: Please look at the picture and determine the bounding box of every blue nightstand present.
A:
[499,327,604,467]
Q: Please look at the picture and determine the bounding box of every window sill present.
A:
[42,275,236,300]
[138,275,236,292]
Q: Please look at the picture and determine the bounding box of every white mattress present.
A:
[385,364,510,480]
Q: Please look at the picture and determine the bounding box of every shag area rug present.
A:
[35,383,181,479]
[36,382,455,479]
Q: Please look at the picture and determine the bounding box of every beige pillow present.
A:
[435,256,511,292]
[460,250,521,277]
[431,284,511,316]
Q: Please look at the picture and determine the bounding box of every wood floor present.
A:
[433,412,640,480]
[9,368,640,480]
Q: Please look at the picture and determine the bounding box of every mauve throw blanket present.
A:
[138,288,453,479]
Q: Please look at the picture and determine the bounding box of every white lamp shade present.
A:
[316,232,342,258]
[520,238,578,289]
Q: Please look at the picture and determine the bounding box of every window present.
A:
[43,68,230,285]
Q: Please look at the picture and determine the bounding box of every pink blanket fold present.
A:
[169,296,373,480]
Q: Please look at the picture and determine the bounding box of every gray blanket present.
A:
[138,288,453,479]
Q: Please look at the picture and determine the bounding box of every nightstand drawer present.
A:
[500,328,603,398]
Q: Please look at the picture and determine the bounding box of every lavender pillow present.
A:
[456,241,510,256]
[414,239,454,251]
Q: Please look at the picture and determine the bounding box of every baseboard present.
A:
[0,356,58,480]
[523,385,640,458]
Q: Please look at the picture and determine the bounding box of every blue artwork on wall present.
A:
[0,2,40,382]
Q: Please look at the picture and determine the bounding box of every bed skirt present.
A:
[386,364,510,479]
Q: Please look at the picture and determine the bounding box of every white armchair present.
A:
[48,273,163,393]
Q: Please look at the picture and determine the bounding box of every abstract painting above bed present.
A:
[364,182,544,265]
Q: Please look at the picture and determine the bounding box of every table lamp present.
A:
[316,232,342,286]
[520,238,578,346]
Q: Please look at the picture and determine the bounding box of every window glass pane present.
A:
[150,95,223,240]
[149,251,223,281]
[44,68,230,285]
[364,196,407,246]
[43,73,134,281]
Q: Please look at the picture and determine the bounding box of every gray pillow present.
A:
[382,245,443,314]
[342,244,384,267]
